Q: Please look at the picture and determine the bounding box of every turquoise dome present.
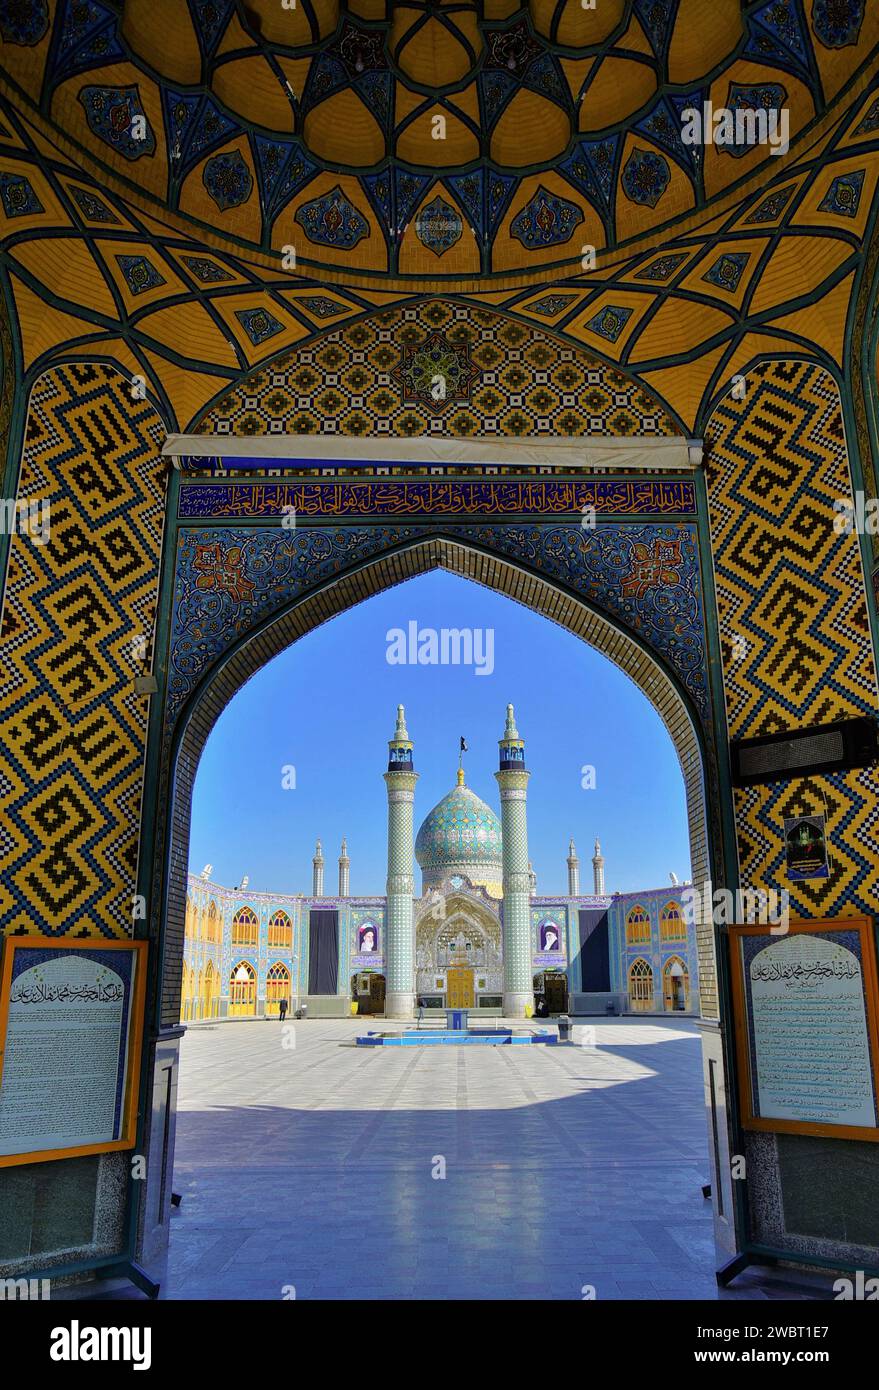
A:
[415,775,503,883]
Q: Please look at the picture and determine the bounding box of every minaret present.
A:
[338,838,350,898]
[495,704,533,1018]
[592,837,605,895]
[567,838,580,896]
[312,839,324,897]
[383,705,418,1019]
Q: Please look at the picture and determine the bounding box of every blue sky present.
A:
[189,571,691,897]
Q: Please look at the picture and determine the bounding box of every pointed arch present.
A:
[660,900,686,941]
[229,960,257,1017]
[203,960,217,1019]
[628,957,654,1013]
[266,961,292,1016]
[159,533,717,1029]
[662,955,690,1012]
[626,904,651,945]
[268,910,293,949]
[232,906,259,947]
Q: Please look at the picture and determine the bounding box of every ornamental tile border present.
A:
[166,521,709,732]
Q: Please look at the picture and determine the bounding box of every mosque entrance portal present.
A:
[446,966,475,1009]
[351,973,386,1016]
[156,529,737,1279]
[543,973,569,1015]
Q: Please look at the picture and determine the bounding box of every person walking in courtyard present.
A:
[278,996,288,1022]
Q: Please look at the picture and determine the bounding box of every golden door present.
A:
[446,966,474,1008]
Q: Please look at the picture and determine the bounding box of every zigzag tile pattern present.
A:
[0,364,166,938]
[706,359,879,917]
[734,768,879,919]
[707,361,877,733]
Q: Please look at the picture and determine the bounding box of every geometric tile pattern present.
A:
[0,171,42,217]
[116,254,166,295]
[621,148,670,208]
[705,359,879,918]
[0,365,166,938]
[510,186,584,248]
[733,767,879,920]
[702,252,750,294]
[234,307,285,347]
[584,305,634,344]
[198,300,677,440]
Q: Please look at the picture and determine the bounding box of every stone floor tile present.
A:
[159,1019,809,1303]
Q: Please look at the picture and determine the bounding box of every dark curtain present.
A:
[578,909,610,991]
[308,910,338,995]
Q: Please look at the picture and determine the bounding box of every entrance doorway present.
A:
[266,962,292,1017]
[165,541,719,1288]
[544,973,568,1014]
[230,961,257,1017]
[352,973,386,1015]
[369,974,386,1015]
[663,957,690,1012]
[447,966,475,1008]
[628,957,654,1012]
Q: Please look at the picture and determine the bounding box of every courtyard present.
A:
[165,1017,721,1300]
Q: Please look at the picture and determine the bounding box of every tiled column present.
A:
[495,704,533,1019]
[383,705,418,1019]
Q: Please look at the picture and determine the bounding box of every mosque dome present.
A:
[415,770,503,896]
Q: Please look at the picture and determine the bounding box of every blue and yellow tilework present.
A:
[706,359,879,918]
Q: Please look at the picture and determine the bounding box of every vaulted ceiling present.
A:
[1,0,876,279]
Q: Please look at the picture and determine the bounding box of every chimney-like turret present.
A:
[567,837,580,896]
[312,839,324,897]
[592,837,605,895]
[338,838,350,897]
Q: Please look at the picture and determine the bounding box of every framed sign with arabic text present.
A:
[0,938,147,1167]
[729,918,879,1142]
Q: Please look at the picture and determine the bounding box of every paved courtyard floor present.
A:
[162,1017,817,1301]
